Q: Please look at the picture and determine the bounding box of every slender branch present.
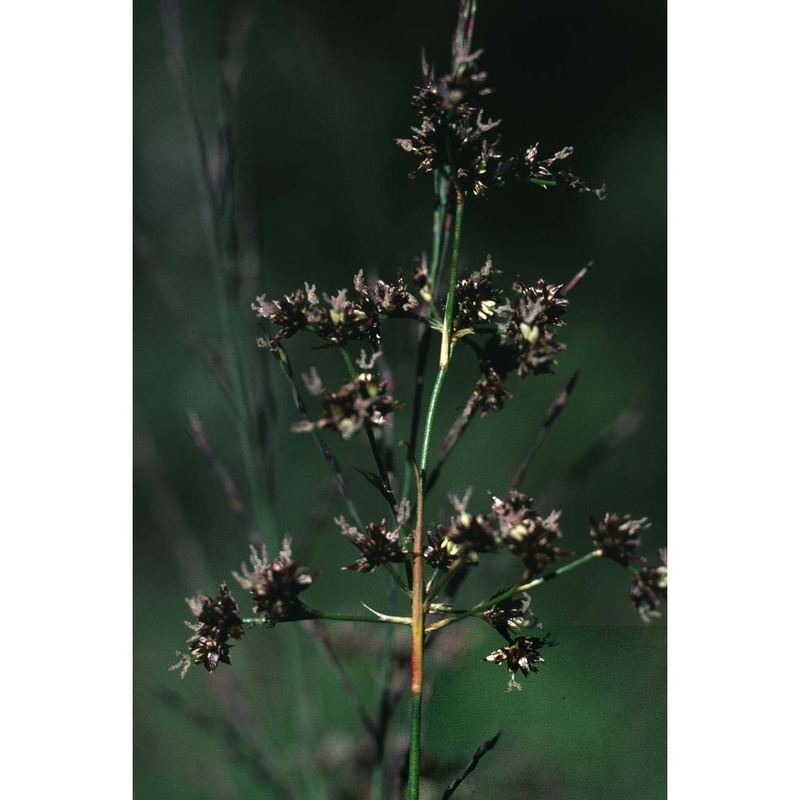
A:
[424,396,477,496]
[510,371,579,491]
[442,730,502,800]
[187,411,259,538]
[424,550,602,634]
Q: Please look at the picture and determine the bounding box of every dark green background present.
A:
[134,1,666,797]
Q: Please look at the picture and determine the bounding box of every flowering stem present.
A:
[424,550,602,633]
[408,461,426,800]
[438,190,465,369]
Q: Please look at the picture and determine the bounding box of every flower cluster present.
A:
[253,271,417,351]
[483,634,557,691]
[481,593,537,639]
[171,583,244,677]
[336,516,408,573]
[500,278,570,378]
[423,528,461,570]
[453,256,501,330]
[630,548,668,623]
[396,51,604,199]
[590,512,651,566]
[433,490,499,562]
[467,363,511,415]
[292,371,396,441]
[453,275,573,416]
[492,490,570,576]
[424,489,565,573]
[234,537,314,620]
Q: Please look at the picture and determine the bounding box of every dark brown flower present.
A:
[396,55,501,197]
[252,283,318,341]
[556,169,607,200]
[442,491,499,558]
[312,289,369,349]
[468,364,511,415]
[171,582,244,677]
[353,269,418,349]
[590,512,650,566]
[397,49,603,200]
[335,516,408,573]
[292,372,396,441]
[492,491,570,575]
[496,144,605,198]
[454,257,501,329]
[500,279,570,378]
[481,593,537,638]
[423,528,460,569]
[630,548,667,622]
[233,537,314,620]
[483,634,556,691]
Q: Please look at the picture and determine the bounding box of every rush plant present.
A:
[164,2,666,799]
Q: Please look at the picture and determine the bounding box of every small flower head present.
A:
[481,593,538,638]
[293,372,396,441]
[314,289,368,349]
[397,49,603,200]
[252,284,318,341]
[483,634,556,691]
[500,280,570,378]
[233,537,314,620]
[630,549,667,622]
[493,491,570,575]
[590,512,650,566]
[396,55,501,197]
[423,527,461,569]
[442,490,499,558]
[469,364,511,415]
[353,270,418,349]
[171,583,244,676]
[336,516,408,573]
[454,257,501,329]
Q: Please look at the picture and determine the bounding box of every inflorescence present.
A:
[172,0,664,704]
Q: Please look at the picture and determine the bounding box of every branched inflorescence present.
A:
[233,537,314,621]
[395,46,605,200]
[170,3,664,797]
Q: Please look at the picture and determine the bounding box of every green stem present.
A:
[437,193,465,370]
[419,367,448,477]
[408,693,423,800]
